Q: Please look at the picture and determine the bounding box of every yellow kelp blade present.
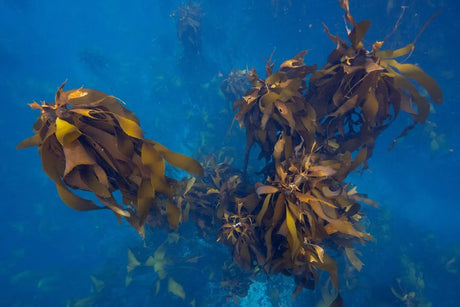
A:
[256,194,271,225]
[127,249,141,273]
[361,89,379,123]
[255,185,280,196]
[280,50,308,69]
[308,199,371,240]
[67,88,88,100]
[64,88,139,122]
[375,44,413,59]
[55,118,82,147]
[168,278,186,299]
[344,247,364,271]
[384,68,431,123]
[141,142,170,195]
[166,202,181,229]
[286,204,300,256]
[311,244,325,263]
[136,179,155,222]
[348,20,370,49]
[383,59,443,104]
[295,192,336,208]
[112,113,144,139]
[149,141,204,176]
[90,276,105,293]
[183,177,196,196]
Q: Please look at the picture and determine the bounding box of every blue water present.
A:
[1,0,458,306]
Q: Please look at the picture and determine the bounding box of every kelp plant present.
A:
[225,0,442,304]
[17,82,203,236]
[172,1,203,56]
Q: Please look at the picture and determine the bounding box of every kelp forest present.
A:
[16,1,447,306]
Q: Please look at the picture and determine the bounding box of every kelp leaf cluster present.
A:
[308,0,443,154]
[177,155,247,233]
[212,144,375,303]
[172,1,202,55]
[233,50,317,171]
[18,82,203,236]
[220,69,252,104]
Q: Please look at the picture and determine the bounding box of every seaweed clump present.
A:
[220,69,252,103]
[172,1,203,56]
[307,0,443,154]
[17,82,203,236]
[216,1,443,304]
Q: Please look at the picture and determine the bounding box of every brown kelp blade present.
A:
[383,60,443,104]
[348,20,370,49]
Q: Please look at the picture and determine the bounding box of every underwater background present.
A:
[1,0,459,306]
